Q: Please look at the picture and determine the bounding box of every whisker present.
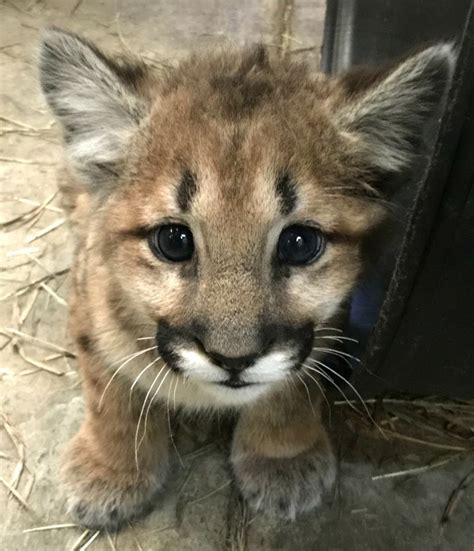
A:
[318,336,343,344]
[111,345,157,367]
[129,356,162,410]
[172,375,179,411]
[314,327,343,333]
[296,372,317,418]
[301,367,332,424]
[139,368,172,451]
[166,378,173,442]
[307,357,385,437]
[136,336,155,341]
[303,363,361,416]
[315,335,359,344]
[312,346,361,363]
[306,360,362,412]
[313,349,353,370]
[134,364,166,471]
[166,375,184,468]
[98,345,157,412]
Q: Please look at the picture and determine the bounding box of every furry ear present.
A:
[39,28,150,193]
[335,43,456,179]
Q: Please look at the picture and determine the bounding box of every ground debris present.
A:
[439,468,474,535]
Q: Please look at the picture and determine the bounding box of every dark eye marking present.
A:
[275,172,297,215]
[177,170,197,212]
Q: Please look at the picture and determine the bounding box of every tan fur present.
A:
[39,29,454,528]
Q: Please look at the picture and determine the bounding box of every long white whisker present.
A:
[315,335,359,344]
[129,356,162,410]
[303,363,362,416]
[318,336,344,344]
[166,375,184,468]
[172,375,179,411]
[313,349,353,370]
[312,347,361,363]
[98,345,157,411]
[136,336,155,341]
[302,368,332,424]
[134,364,166,471]
[307,358,385,437]
[111,345,157,367]
[296,372,316,418]
[314,327,343,333]
[138,368,172,452]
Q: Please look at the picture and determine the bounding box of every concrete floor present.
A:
[0,1,473,549]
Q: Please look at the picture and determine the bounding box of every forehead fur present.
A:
[156,45,339,118]
[39,32,454,241]
[40,31,454,202]
[147,45,350,173]
[120,46,356,210]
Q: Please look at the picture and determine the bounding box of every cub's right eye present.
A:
[148,224,194,262]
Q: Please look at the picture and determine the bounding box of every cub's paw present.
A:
[62,438,168,530]
[231,446,336,520]
[65,475,164,531]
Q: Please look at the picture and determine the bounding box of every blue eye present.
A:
[149,224,194,262]
[277,225,325,266]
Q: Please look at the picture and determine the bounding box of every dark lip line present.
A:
[216,360,306,389]
[219,381,254,389]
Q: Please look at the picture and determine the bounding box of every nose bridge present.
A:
[197,262,267,357]
[194,203,272,356]
[201,214,265,309]
[203,263,265,321]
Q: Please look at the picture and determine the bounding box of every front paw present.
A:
[231,445,336,520]
[62,435,168,531]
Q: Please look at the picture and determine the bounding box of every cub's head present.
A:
[39,29,454,406]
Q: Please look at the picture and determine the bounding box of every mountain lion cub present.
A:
[39,28,454,530]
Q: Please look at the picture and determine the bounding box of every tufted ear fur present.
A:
[39,28,150,194]
[334,43,456,187]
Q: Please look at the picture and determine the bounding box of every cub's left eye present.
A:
[277,224,325,266]
[149,224,194,262]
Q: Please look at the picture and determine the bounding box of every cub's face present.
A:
[104,103,382,405]
[40,31,453,406]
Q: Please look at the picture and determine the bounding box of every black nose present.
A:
[205,349,257,372]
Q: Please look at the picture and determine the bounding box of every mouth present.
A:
[219,380,254,389]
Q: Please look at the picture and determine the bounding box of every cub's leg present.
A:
[231,379,335,519]
[63,353,169,530]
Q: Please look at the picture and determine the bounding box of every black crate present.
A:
[322,0,474,397]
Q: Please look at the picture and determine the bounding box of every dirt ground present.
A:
[1,1,473,550]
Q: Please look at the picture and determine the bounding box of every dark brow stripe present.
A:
[177,170,197,212]
[276,172,297,215]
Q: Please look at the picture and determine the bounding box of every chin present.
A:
[197,380,275,407]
